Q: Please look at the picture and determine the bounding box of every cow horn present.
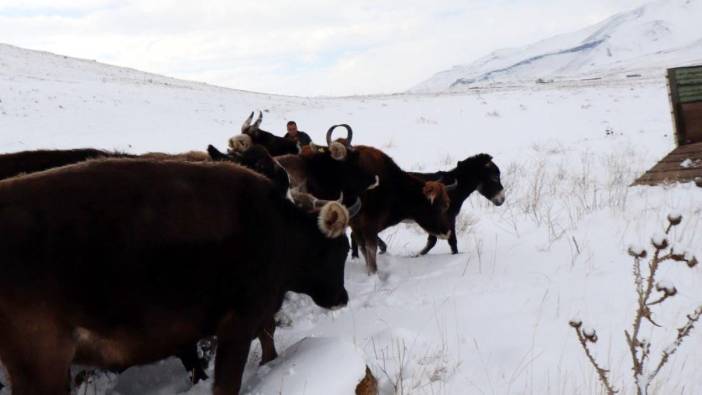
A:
[346,197,362,218]
[313,191,344,210]
[367,175,380,191]
[326,124,353,146]
[444,179,458,191]
[241,112,254,132]
[289,190,318,212]
[252,111,263,130]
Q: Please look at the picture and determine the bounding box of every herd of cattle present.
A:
[0,111,505,394]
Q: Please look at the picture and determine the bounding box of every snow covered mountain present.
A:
[412,0,702,92]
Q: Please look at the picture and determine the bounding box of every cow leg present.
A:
[213,312,253,395]
[0,318,74,394]
[258,316,278,365]
[176,343,209,384]
[418,235,438,256]
[377,237,387,254]
[447,222,459,254]
[350,231,360,259]
[363,236,379,274]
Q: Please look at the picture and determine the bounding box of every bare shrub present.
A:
[570,214,700,395]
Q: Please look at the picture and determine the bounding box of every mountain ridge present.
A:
[412,0,702,92]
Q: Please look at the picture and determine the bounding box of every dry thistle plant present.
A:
[570,213,700,395]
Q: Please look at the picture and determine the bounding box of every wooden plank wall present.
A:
[633,65,702,186]
[633,142,702,186]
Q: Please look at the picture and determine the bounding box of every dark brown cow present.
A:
[0,148,210,183]
[349,145,455,274]
[208,144,291,198]
[0,148,223,384]
[214,124,379,208]
[0,159,352,394]
[0,148,131,180]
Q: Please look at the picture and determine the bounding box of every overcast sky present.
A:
[0,0,651,96]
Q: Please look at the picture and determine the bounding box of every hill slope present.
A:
[412,0,702,92]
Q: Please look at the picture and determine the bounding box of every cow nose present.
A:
[491,190,505,206]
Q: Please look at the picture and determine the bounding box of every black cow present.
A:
[208,144,290,197]
[0,159,353,394]
[351,153,505,257]
[238,112,300,156]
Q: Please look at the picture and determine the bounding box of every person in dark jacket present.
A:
[284,121,312,146]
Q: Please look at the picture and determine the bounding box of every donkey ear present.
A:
[422,182,438,204]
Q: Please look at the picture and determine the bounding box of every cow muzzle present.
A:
[491,190,505,206]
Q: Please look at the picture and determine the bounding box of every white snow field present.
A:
[413,0,702,92]
[1,38,702,394]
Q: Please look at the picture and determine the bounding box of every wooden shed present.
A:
[634,65,702,186]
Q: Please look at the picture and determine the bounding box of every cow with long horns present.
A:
[275,124,379,205]
[214,121,379,210]
[237,111,300,156]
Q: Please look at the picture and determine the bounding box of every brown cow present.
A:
[0,159,352,394]
[0,148,224,384]
[349,145,455,274]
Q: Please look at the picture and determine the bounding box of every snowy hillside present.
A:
[2,42,702,395]
[412,0,702,92]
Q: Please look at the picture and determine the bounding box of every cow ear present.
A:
[317,201,349,238]
[329,142,347,161]
[228,134,252,154]
[207,145,228,161]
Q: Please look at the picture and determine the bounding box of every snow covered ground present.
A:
[1,42,702,394]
